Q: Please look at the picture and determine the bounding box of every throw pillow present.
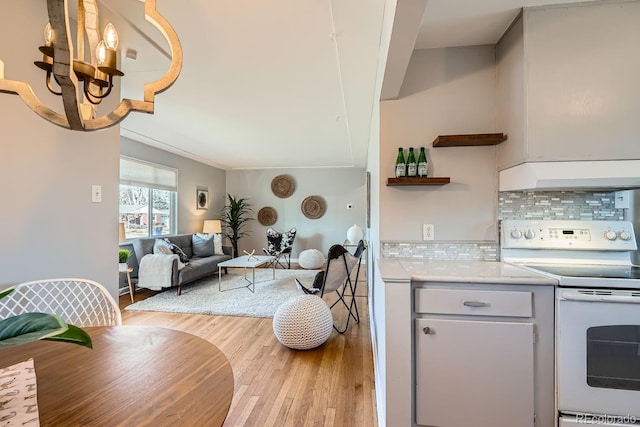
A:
[282,228,296,251]
[163,238,190,264]
[266,228,282,253]
[153,239,186,270]
[153,239,173,255]
[192,233,214,257]
[213,233,223,255]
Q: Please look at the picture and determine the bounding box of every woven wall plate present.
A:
[257,206,277,226]
[271,175,295,198]
[301,196,326,220]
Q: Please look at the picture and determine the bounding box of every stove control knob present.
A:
[510,229,522,239]
[619,231,632,241]
[605,230,618,241]
[524,229,536,240]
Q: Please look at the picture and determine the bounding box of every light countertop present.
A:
[377,258,558,285]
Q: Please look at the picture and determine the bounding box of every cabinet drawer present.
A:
[415,288,532,317]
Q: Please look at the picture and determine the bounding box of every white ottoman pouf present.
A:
[273,295,333,350]
[298,249,325,269]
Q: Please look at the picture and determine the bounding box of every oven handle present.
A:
[560,290,640,304]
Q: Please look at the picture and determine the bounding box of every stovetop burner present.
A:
[523,264,640,280]
[501,220,640,288]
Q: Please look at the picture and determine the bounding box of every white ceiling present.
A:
[108,0,596,170]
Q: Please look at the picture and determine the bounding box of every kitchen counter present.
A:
[377,258,557,427]
[378,258,558,285]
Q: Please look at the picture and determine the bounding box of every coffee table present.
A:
[218,254,276,292]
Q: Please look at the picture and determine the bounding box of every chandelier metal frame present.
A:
[0,0,182,131]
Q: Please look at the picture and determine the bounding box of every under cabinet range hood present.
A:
[499,160,640,191]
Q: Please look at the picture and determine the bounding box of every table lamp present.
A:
[203,220,222,235]
[118,222,126,242]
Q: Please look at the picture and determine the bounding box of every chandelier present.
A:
[0,0,182,131]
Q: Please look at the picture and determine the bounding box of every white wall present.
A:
[496,14,526,170]
[368,2,397,425]
[121,137,227,234]
[373,45,499,425]
[0,3,120,300]
[226,168,366,258]
[380,46,499,242]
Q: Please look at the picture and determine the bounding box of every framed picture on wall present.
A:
[197,189,209,210]
[366,172,371,228]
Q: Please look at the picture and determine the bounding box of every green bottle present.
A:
[417,147,428,177]
[395,148,406,178]
[407,147,417,177]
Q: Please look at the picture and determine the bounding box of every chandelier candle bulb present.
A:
[44,23,54,46]
[103,23,119,50]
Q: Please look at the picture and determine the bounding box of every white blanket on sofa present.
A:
[138,254,178,291]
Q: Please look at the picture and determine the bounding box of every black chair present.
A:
[262,227,296,269]
[295,240,365,334]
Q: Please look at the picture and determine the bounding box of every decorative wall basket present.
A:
[301,196,326,220]
[257,207,277,226]
[271,175,295,198]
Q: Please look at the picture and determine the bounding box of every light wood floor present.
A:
[119,272,377,427]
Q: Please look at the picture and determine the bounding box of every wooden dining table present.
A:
[0,325,234,426]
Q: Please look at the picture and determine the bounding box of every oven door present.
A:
[557,288,640,419]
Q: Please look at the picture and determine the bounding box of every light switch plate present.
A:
[92,185,102,203]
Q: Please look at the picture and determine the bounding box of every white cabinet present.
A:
[413,284,554,427]
[496,2,640,171]
[415,318,534,427]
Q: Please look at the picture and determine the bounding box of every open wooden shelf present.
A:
[386,177,450,186]
[432,133,507,147]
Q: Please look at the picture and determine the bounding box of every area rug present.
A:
[125,269,319,318]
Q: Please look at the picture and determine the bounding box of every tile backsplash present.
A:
[381,190,625,260]
[498,191,624,221]
[381,241,498,261]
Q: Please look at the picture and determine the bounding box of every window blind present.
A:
[120,157,178,191]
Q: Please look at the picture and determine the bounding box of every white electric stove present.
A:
[502,220,640,426]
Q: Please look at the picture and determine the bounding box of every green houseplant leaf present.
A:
[0,288,92,349]
[43,324,93,348]
[119,249,131,263]
[221,194,254,257]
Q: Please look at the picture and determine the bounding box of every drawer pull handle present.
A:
[423,326,434,335]
[463,300,489,308]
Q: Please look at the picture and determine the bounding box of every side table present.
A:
[119,266,135,303]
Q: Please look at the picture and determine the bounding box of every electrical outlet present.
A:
[423,224,434,241]
[615,190,631,209]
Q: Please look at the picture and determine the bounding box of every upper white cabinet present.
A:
[496,1,640,171]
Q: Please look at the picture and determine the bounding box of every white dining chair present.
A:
[0,278,122,327]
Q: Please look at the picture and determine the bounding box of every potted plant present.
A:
[220,194,254,257]
[119,249,131,272]
[0,288,92,348]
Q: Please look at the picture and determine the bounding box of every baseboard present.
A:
[369,299,386,427]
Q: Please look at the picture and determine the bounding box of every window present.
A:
[587,325,640,391]
[119,157,178,239]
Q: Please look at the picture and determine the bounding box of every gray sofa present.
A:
[131,234,232,295]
